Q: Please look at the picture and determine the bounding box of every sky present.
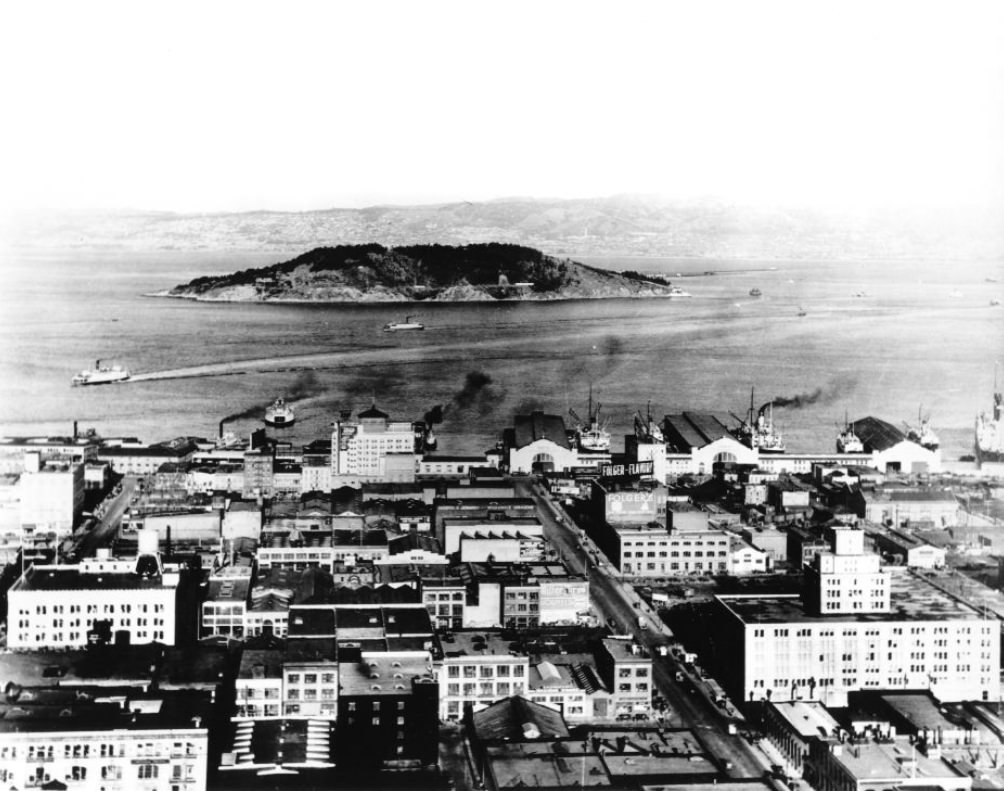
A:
[1,0,1002,215]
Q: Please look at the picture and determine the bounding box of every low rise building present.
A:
[439,632,530,720]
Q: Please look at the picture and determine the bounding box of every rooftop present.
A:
[824,736,967,782]
[12,563,178,592]
[513,412,571,450]
[718,570,986,625]
[769,699,841,739]
[338,654,434,696]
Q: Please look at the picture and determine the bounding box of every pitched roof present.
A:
[513,412,570,450]
[851,417,907,452]
[472,695,570,741]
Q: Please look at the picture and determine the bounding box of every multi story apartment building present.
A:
[595,638,654,719]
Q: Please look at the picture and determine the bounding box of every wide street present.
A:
[515,477,770,780]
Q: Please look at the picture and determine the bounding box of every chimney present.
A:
[73,420,78,441]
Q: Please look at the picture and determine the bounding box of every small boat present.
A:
[667,287,692,298]
[749,288,762,297]
[264,397,295,427]
[71,359,130,387]
[383,316,424,332]
[797,307,807,317]
[991,298,1001,306]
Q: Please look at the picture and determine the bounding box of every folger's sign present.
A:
[600,461,654,479]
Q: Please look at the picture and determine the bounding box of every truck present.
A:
[637,616,648,629]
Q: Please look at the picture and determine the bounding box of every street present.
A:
[516,477,770,780]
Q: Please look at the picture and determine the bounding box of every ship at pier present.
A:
[976,367,1004,466]
[903,406,939,452]
[836,413,865,453]
[568,387,611,452]
[731,388,786,454]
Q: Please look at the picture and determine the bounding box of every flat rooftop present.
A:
[442,632,522,659]
[769,700,841,739]
[718,570,986,624]
[338,655,433,696]
[12,564,178,592]
[823,737,966,782]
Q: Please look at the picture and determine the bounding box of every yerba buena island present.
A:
[165,243,687,302]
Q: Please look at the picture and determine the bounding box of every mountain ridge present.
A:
[7,195,1003,261]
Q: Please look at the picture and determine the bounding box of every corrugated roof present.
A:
[663,412,733,450]
[472,695,570,741]
[852,417,906,452]
[513,412,570,450]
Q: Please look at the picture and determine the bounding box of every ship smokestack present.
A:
[219,420,225,439]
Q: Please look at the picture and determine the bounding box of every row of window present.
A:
[23,603,164,615]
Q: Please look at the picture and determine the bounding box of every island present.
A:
[164,243,685,302]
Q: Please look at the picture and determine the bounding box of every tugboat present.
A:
[264,397,295,427]
[731,388,786,453]
[904,406,939,452]
[836,413,865,454]
[71,359,130,386]
[975,366,1004,466]
[749,288,762,297]
[383,316,424,332]
[569,387,611,452]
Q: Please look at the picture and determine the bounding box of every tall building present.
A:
[711,527,998,706]
[18,452,84,537]
[331,405,420,483]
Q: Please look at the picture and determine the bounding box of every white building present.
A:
[712,526,999,707]
[727,537,770,574]
[7,538,179,649]
[505,412,581,474]
[0,696,209,791]
[19,453,84,537]
[439,632,529,720]
[331,405,419,481]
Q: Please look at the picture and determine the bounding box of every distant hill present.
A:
[7,195,1003,261]
[166,243,682,302]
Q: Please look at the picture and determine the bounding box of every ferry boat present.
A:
[731,388,786,453]
[383,316,424,332]
[71,359,130,387]
[569,387,611,452]
[264,397,295,427]
[976,367,1004,466]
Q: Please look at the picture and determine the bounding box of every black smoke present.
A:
[424,404,445,425]
[770,383,854,411]
[455,371,494,408]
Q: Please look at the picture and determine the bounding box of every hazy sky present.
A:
[2,0,1002,214]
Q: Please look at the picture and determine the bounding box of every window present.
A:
[138,764,159,779]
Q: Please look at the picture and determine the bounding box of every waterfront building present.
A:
[417,454,490,477]
[97,437,199,475]
[330,405,421,483]
[504,411,598,474]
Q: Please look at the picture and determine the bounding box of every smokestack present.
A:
[73,420,78,441]
[166,524,172,559]
[219,420,225,439]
